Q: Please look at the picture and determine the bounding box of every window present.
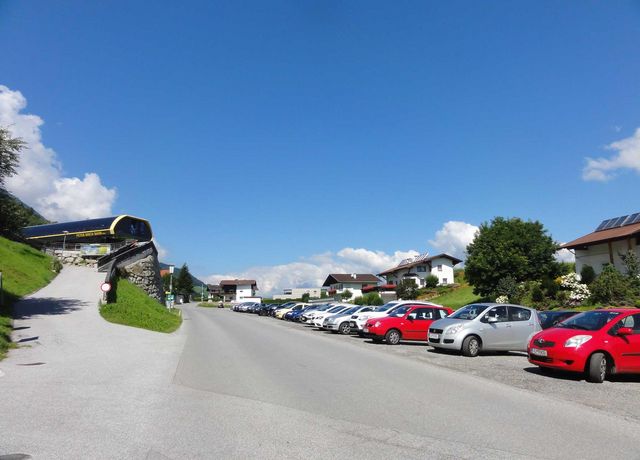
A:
[610,313,640,335]
[437,265,442,272]
[417,266,427,272]
[481,306,509,323]
[442,278,447,284]
[437,309,449,319]
[509,307,531,322]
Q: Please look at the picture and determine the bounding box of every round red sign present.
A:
[101,282,111,293]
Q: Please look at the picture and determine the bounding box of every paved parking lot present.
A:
[268,314,640,423]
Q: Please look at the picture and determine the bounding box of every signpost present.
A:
[168,265,175,308]
[100,281,111,303]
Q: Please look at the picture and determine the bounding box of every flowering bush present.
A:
[495,295,509,304]
[558,273,590,305]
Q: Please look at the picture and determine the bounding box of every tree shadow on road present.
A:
[12,297,86,320]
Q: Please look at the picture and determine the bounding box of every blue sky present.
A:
[1,1,640,293]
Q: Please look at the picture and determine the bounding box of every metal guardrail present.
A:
[98,242,157,302]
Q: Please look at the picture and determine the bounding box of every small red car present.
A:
[528,308,640,383]
[363,304,453,345]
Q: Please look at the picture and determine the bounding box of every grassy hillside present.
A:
[419,270,482,310]
[100,278,182,333]
[0,235,58,359]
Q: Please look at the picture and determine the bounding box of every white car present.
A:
[324,305,374,334]
[312,305,351,328]
[350,300,444,335]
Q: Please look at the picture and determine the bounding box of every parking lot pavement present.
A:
[269,316,640,423]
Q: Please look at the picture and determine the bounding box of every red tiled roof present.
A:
[220,279,257,287]
[561,223,640,250]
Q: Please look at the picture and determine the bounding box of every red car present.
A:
[363,304,453,345]
[528,308,640,383]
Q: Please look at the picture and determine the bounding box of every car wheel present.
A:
[385,329,401,345]
[587,352,608,383]
[338,322,351,335]
[462,336,481,357]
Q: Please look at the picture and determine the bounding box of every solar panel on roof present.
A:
[613,215,628,227]
[595,220,610,232]
[630,213,640,225]
[603,219,620,230]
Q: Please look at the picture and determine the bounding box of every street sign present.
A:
[100,282,111,293]
[167,294,174,301]
[169,265,175,274]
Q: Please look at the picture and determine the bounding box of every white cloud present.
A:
[583,128,640,181]
[428,221,479,259]
[204,247,419,296]
[0,85,116,221]
[153,240,169,260]
[555,247,575,264]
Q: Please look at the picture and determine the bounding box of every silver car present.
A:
[427,303,541,357]
[324,306,373,334]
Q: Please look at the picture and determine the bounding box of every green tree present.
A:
[0,127,24,188]
[465,217,559,297]
[175,263,194,301]
[301,293,310,302]
[396,279,418,300]
[340,289,353,301]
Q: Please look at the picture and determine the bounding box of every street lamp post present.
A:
[169,264,175,307]
[201,282,205,302]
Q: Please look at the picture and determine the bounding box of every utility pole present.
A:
[201,282,205,302]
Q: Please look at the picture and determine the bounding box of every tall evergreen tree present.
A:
[175,263,194,301]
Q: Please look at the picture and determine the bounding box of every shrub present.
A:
[495,276,518,300]
[541,277,559,299]
[396,279,418,300]
[340,289,353,301]
[531,284,544,303]
[590,265,631,305]
[580,265,596,285]
[301,293,310,302]
[424,275,439,288]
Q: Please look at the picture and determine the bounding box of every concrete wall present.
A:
[274,287,322,300]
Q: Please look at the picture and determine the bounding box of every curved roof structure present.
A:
[22,215,153,245]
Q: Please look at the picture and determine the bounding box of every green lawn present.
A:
[100,278,182,333]
[0,235,58,359]
[427,284,482,310]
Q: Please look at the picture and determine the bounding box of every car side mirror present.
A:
[618,327,633,336]
[486,316,498,324]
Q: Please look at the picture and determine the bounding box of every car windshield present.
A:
[343,307,359,315]
[328,306,344,313]
[556,311,620,331]
[374,302,398,313]
[388,306,410,318]
[449,304,490,320]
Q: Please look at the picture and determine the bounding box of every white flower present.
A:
[495,295,509,304]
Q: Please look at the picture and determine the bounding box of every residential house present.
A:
[378,253,462,287]
[561,212,640,277]
[322,274,382,300]
[219,279,259,302]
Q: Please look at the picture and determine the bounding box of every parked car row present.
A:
[229,299,640,383]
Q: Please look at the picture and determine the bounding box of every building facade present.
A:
[322,274,382,300]
[378,253,462,287]
[561,213,640,277]
[273,287,322,300]
[219,279,259,302]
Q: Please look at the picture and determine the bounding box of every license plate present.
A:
[429,333,440,340]
[530,348,547,357]
[363,327,369,333]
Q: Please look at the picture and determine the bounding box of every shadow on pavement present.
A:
[12,298,87,320]
[523,366,640,383]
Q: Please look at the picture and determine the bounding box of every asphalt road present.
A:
[2,273,640,460]
[175,306,640,459]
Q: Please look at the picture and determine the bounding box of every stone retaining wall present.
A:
[118,254,164,302]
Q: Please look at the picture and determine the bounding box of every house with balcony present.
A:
[378,253,462,288]
[219,279,259,302]
[322,274,382,300]
[561,212,640,277]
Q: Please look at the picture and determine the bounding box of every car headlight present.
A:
[374,321,382,327]
[445,324,464,335]
[564,335,592,348]
[360,315,369,321]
